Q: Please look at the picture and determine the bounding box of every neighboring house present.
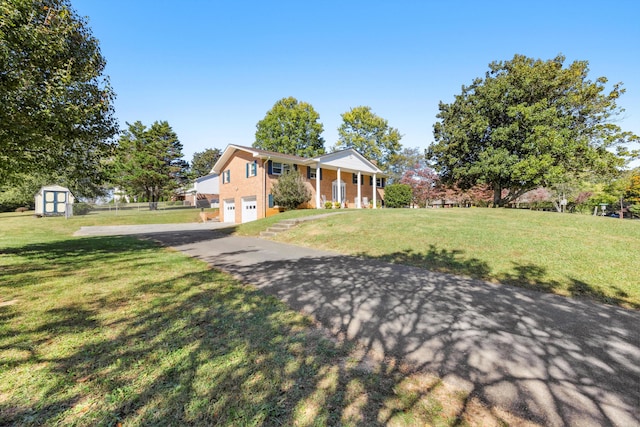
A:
[180,174,220,207]
[211,144,386,223]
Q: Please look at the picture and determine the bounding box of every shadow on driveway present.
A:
[165,234,640,427]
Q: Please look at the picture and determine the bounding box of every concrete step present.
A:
[260,231,278,237]
[267,224,293,232]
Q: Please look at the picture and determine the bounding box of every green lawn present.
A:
[264,208,640,309]
[1,211,525,426]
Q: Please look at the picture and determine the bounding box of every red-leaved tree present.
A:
[400,167,439,207]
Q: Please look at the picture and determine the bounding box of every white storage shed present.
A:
[35,185,75,216]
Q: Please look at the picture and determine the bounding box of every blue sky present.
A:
[73,0,640,166]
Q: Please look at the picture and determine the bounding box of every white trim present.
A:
[315,162,321,208]
[373,173,377,209]
[357,171,361,208]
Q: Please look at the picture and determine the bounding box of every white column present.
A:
[315,163,321,208]
[357,171,361,208]
[337,168,341,203]
[373,173,377,209]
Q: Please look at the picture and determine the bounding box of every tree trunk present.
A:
[493,184,502,207]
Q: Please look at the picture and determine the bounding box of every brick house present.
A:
[211,144,386,223]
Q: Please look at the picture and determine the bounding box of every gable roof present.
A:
[211,144,385,175]
[311,149,384,175]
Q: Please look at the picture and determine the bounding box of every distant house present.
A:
[35,185,75,216]
[211,145,386,223]
[180,174,220,208]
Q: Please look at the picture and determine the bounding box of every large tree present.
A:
[254,97,325,157]
[428,54,639,206]
[112,121,188,209]
[335,106,402,172]
[0,0,117,185]
[190,148,221,178]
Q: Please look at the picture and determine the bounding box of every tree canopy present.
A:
[112,121,188,209]
[427,54,639,206]
[254,97,325,157]
[190,148,222,178]
[0,0,117,185]
[387,147,427,184]
[335,106,402,171]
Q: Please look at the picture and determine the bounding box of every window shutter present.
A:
[246,163,249,178]
[267,160,272,175]
[268,194,274,208]
[307,166,311,179]
[369,176,373,186]
[320,168,322,180]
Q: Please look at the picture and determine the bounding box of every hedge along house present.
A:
[34,185,75,217]
[211,145,386,224]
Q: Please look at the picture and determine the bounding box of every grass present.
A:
[266,208,640,309]
[0,210,531,426]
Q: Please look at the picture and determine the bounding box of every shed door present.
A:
[44,191,67,214]
[223,199,235,223]
[242,196,257,223]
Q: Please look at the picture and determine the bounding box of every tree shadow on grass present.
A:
[1,237,482,426]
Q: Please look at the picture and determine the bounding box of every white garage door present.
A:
[242,196,257,223]
[223,199,235,223]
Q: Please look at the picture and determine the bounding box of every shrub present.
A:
[271,171,312,210]
[324,201,333,209]
[73,202,93,215]
[384,183,412,208]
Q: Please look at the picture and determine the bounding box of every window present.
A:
[222,170,231,184]
[307,167,322,180]
[271,162,292,175]
[246,161,257,178]
[369,176,385,187]
[352,173,364,185]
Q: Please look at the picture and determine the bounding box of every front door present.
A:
[332,180,346,203]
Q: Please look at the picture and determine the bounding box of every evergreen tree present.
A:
[112,121,188,209]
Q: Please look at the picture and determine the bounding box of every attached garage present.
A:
[223,199,235,223]
[242,196,257,223]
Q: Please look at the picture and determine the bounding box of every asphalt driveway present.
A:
[75,224,640,426]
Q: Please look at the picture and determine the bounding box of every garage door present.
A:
[223,199,235,223]
[242,196,257,223]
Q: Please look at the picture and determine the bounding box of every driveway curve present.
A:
[76,224,640,426]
